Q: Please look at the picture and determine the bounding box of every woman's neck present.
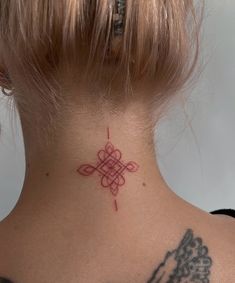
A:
[10,103,177,232]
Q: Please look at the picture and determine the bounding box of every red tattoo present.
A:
[78,142,139,196]
[77,128,139,211]
[114,199,118,211]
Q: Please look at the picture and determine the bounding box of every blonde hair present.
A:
[0,0,203,141]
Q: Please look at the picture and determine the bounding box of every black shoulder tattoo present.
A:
[147,229,213,283]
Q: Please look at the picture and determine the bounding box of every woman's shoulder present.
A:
[146,207,235,282]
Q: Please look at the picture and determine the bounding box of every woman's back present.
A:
[0,193,234,283]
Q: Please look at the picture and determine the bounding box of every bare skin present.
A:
[0,100,234,283]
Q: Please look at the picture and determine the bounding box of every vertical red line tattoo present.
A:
[77,127,139,211]
[114,199,118,211]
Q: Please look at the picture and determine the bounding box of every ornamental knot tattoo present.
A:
[77,141,139,197]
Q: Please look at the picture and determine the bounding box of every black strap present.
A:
[210,208,235,218]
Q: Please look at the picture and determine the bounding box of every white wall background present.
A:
[0,0,235,221]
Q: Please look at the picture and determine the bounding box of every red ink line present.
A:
[107,127,110,140]
[114,199,118,211]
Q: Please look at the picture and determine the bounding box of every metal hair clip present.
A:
[113,0,126,36]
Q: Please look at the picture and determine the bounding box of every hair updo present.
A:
[0,0,203,140]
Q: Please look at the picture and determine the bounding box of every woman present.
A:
[0,1,234,282]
